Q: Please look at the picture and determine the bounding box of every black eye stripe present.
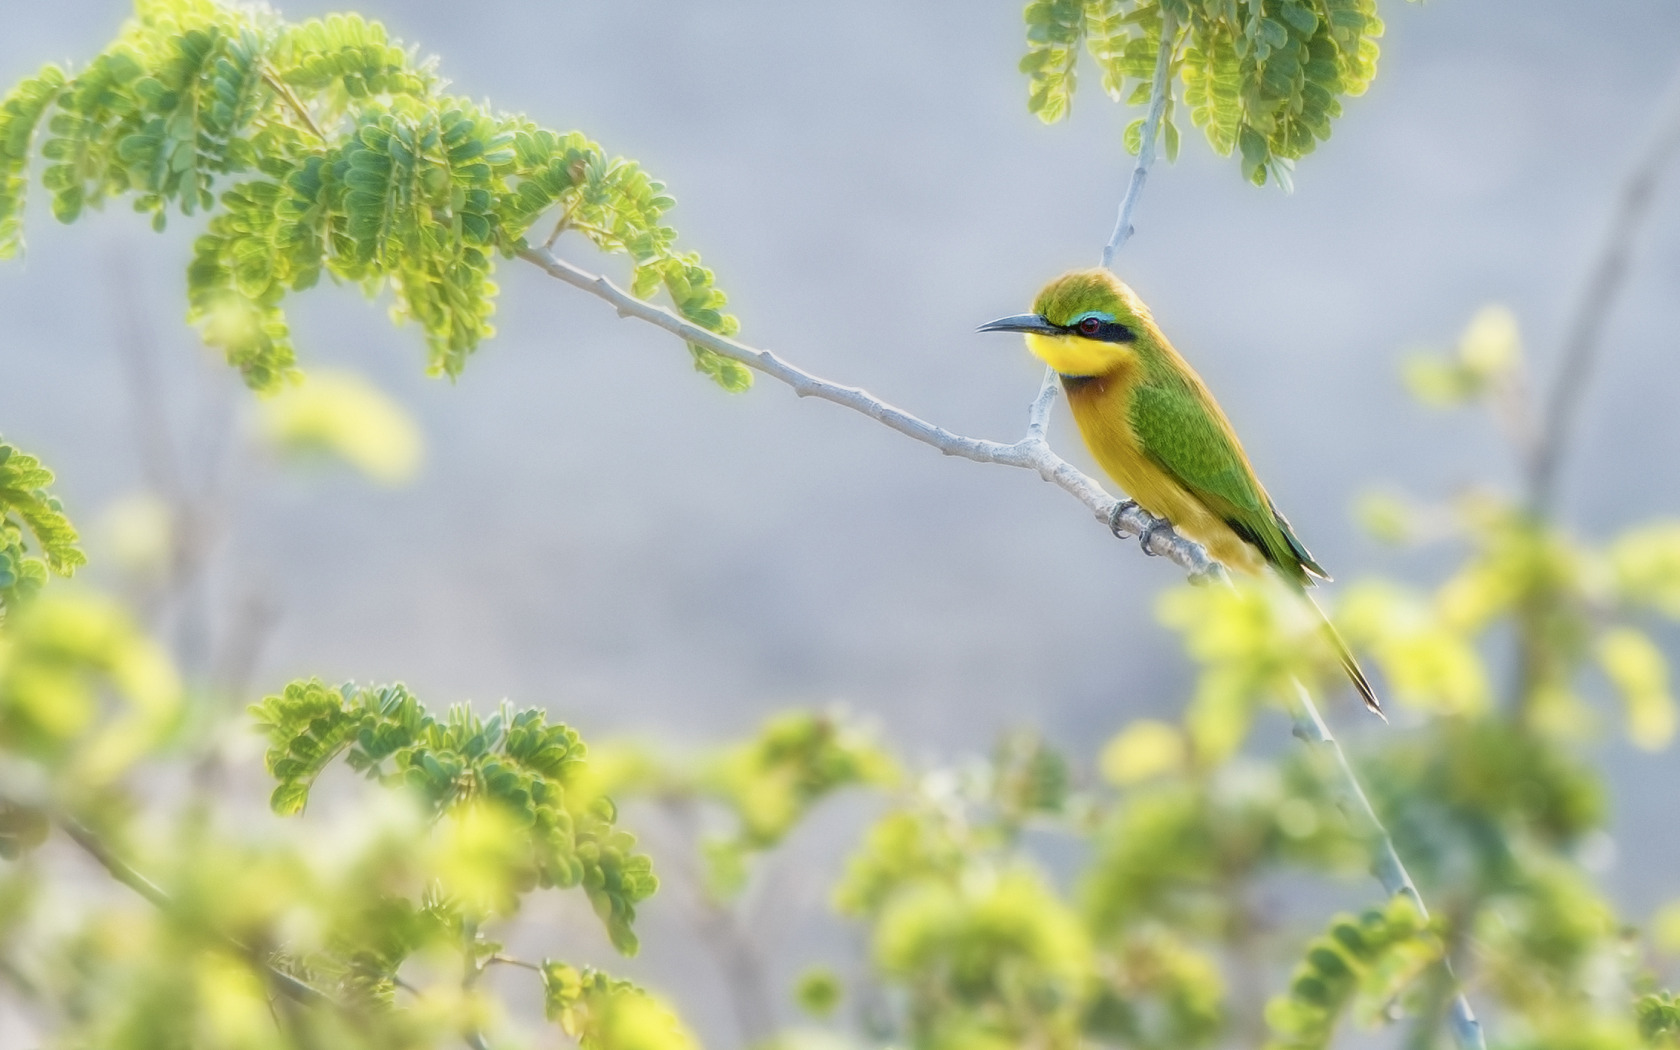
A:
[1066,318,1135,343]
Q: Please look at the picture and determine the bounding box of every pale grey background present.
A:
[3,1,1679,1044]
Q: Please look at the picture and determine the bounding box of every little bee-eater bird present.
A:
[981,268,1384,719]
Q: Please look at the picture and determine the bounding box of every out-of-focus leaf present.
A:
[1652,899,1680,955]
[1338,581,1490,717]
[795,967,842,1019]
[1610,521,1680,619]
[1354,490,1413,545]
[0,591,179,780]
[95,491,174,579]
[258,368,423,485]
[1263,895,1441,1050]
[1597,627,1676,751]
[541,962,700,1050]
[1100,719,1186,785]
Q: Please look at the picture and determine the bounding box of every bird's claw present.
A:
[1136,517,1166,556]
[1107,499,1139,539]
[1110,499,1170,555]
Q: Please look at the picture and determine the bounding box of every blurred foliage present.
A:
[541,963,701,1050]
[0,609,683,1047]
[590,710,897,902]
[1264,897,1441,1049]
[1021,0,1400,186]
[251,678,656,952]
[0,0,747,393]
[9,302,1680,1050]
[257,368,423,484]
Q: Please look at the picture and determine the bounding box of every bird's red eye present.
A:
[1078,316,1102,336]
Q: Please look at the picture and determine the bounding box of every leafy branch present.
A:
[0,2,746,394]
[1103,5,1178,266]
[1285,682,1483,1048]
[1023,0,1390,188]
[50,812,336,1008]
[251,678,658,954]
[0,439,85,617]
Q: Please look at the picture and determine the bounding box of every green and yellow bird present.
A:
[981,268,1384,718]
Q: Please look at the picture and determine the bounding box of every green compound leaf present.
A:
[0,439,86,617]
[1021,0,1387,186]
[1638,991,1680,1045]
[251,679,658,954]
[0,65,66,258]
[541,962,699,1050]
[1263,896,1443,1049]
[704,709,897,851]
[3,1,745,392]
[1022,0,1088,123]
[271,12,435,104]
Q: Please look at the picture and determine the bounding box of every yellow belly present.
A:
[1065,376,1266,576]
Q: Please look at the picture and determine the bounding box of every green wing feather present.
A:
[1128,380,1326,587]
[1128,377,1381,715]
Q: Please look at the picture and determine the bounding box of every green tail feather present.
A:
[1302,591,1386,721]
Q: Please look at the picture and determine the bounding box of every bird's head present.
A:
[978,268,1154,377]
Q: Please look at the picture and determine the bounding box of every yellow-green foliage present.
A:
[1022,0,1390,186]
[0,597,680,1048]
[1640,992,1680,1046]
[0,0,747,393]
[834,806,972,918]
[833,741,1234,1050]
[600,710,897,901]
[251,679,657,952]
[0,439,85,617]
[873,868,1094,1050]
[0,590,178,783]
[1263,896,1442,1049]
[1156,577,1330,763]
[257,368,423,484]
[1081,759,1358,939]
[795,967,844,1019]
[704,711,899,851]
[541,963,701,1050]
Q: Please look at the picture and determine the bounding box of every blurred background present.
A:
[3,0,1680,1044]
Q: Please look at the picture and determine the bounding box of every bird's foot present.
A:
[1136,516,1168,556]
[1110,500,1169,556]
[1107,500,1139,539]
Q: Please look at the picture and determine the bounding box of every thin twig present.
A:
[1102,10,1179,268]
[543,198,580,249]
[460,916,496,1050]
[1287,682,1485,1050]
[515,247,1226,584]
[652,797,779,1047]
[1527,64,1680,510]
[260,66,326,143]
[53,815,335,1009]
[485,954,543,973]
[1513,60,1680,713]
[106,260,183,501]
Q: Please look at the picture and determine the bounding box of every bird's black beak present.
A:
[977,313,1062,336]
